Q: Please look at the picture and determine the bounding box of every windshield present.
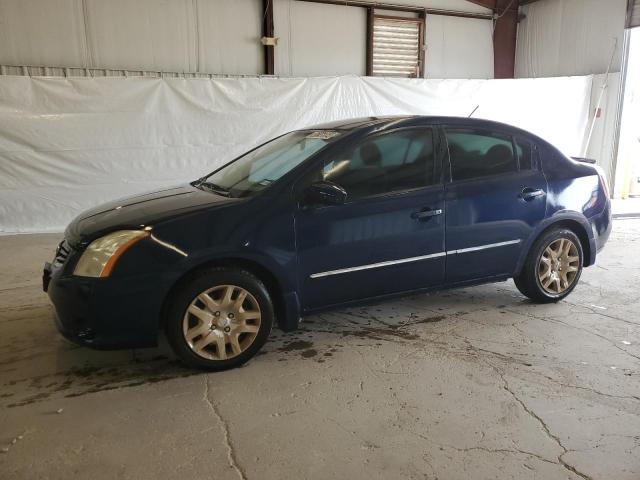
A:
[195,130,341,198]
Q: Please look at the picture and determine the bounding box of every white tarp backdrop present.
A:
[0,75,592,233]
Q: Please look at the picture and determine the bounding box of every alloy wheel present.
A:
[182,285,261,360]
[538,238,580,295]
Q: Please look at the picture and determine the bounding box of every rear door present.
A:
[294,127,446,310]
[443,127,547,283]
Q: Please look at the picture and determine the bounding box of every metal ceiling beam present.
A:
[465,0,529,9]
[464,0,497,9]
[294,0,493,20]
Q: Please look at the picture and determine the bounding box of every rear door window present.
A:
[445,129,517,181]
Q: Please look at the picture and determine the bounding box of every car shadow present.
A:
[1,286,529,409]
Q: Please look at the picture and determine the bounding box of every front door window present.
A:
[322,128,436,201]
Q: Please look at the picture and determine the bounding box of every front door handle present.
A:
[520,187,546,202]
[411,208,443,220]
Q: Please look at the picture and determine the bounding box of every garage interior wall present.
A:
[0,0,493,78]
[515,0,626,78]
[515,0,628,183]
[0,0,264,75]
[273,0,494,78]
[0,0,630,232]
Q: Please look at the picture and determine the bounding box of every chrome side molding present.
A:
[446,239,521,255]
[310,239,522,279]
[309,252,446,279]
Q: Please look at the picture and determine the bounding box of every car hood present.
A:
[65,184,238,245]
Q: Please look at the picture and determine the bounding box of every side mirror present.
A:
[303,181,347,207]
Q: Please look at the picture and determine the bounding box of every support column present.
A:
[493,0,518,78]
[263,0,275,75]
[366,7,373,76]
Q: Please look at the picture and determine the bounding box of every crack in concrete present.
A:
[534,371,640,403]
[459,340,533,366]
[494,366,593,480]
[505,306,640,363]
[565,300,640,327]
[462,339,640,404]
[302,308,640,409]
[450,445,557,465]
[203,376,247,480]
[272,297,632,480]
[497,283,640,328]
[409,430,559,471]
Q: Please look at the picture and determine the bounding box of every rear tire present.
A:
[165,267,273,371]
[514,228,583,303]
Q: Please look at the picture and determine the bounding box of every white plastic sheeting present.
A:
[0,74,592,233]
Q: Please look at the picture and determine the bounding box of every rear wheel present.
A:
[165,267,273,370]
[514,228,583,303]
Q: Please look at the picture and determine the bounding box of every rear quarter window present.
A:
[515,138,533,170]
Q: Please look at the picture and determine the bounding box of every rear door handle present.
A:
[520,187,545,202]
[411,208,443,220]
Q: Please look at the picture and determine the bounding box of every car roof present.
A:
[304,115,544,143]
[306,116,405,130]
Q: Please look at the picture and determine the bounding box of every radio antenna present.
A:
[468,105,479,118]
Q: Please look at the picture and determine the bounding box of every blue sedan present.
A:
[43,116,612,370]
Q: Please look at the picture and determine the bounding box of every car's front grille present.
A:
[53,240,71,267]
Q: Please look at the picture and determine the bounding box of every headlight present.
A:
[74,230,149,278]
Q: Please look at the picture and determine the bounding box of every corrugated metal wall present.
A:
[515,0,627,78]
[273,0,368,76]
[0,0,263,75]
[0,0,494,79]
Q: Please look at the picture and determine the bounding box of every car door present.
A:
[294,127,446,310]
[443,126,547,284]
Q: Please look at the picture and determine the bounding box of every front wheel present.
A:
[165,267,274,370]
[514,228,583,303]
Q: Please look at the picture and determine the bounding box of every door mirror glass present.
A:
[304,181,347,206]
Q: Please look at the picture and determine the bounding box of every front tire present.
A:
[165,267,274,370]
[514,228,583,303]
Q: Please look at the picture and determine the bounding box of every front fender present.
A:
[160,248,301,332]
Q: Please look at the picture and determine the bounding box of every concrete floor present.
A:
[1,221,639,480]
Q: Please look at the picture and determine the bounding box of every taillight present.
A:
[593,165,610,198]
[598,171,610,198]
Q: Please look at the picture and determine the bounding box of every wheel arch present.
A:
[159,256,299,333]
[545,219,591,264]
[515,216,594,276]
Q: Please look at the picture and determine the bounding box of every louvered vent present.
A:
[628,0,640,28]
[372,16,422,78]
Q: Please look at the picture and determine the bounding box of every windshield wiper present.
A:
[192,180,231,197]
